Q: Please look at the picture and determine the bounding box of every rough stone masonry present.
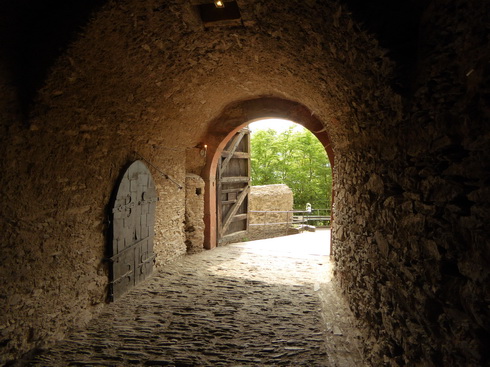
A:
[0,0,488,365]
[249,184,294,241]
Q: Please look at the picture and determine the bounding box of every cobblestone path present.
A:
[21,231,365,366]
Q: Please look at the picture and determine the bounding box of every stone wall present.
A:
[332,1,490,365]
[0,0,488,365]
[249,184,294,241]
[184,174,205,254]
[0,137,188,363]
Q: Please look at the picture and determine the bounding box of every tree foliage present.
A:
[250,127,332,210]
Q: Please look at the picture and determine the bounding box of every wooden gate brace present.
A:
[220,185,250,236]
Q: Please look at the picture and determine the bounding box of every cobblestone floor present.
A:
[19,230,365,366]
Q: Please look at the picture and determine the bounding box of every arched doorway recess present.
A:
[200,97,335,249]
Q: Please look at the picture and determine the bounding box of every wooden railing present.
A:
[296,208,331,226]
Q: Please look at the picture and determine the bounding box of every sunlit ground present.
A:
[206,230,364,366]
[207,229,332,286]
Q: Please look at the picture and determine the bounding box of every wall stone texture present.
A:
[249,184,294,241]
[331,1,490,366]
[0,0,488,365]
[184,174,205,254]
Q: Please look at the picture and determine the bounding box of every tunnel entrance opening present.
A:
[218,118,333,251]
[201,97,335,253]
[248,118,333,228]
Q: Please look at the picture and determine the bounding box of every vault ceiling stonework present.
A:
[0,0,489,365]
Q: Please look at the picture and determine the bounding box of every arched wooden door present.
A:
[109,160,158,301]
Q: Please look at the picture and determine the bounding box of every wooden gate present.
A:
[217,128,251,243]
[109,160,158,301]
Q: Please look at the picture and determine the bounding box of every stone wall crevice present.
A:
[0,0,488,365]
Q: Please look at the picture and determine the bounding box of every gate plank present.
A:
[221,176,250,183]
[221,185,250,236]
[220,130,246,174]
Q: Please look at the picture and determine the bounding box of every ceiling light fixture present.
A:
[214,0,225,8]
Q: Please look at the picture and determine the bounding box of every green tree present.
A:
[250,126,332,210]
[250,129,280,184]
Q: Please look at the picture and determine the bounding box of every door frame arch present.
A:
[200,97,335,249]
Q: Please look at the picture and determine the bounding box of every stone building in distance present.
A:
[0,0,489,365]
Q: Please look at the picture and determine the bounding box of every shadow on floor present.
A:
[19,230,365,366]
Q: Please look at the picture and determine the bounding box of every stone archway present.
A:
[200,96,335,249]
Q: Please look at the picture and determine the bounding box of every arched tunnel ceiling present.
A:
[1,1,489,364]
[1,0,423,130]
[1,0,428,162]
[0,0,106,119]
